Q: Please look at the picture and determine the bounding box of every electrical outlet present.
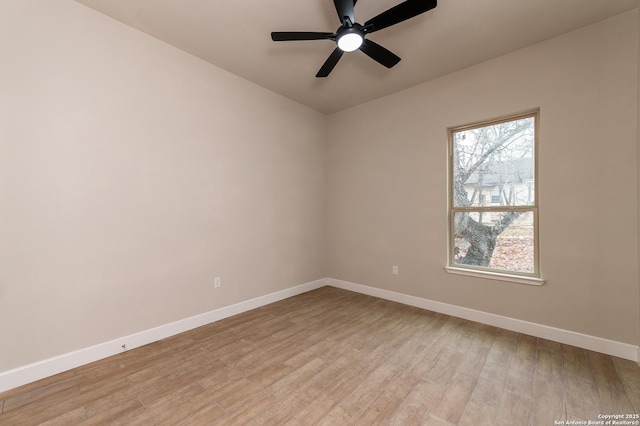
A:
[392,265,399,275]
[214,277,221,288]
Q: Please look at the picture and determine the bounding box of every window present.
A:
[447,110,540,281]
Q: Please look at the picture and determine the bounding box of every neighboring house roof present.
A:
[464,157,534,187]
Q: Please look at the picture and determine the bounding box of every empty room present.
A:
[1,0,639,424]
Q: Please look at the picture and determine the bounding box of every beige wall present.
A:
[637,7,640,351]
[326,11,640,345]
[0,1,326,371]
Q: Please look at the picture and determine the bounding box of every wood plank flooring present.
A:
[1,286,638,425]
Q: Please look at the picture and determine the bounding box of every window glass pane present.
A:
[453,117,535,207]
[453,210,534,274]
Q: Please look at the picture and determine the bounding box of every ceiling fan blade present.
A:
[316,47,344,78]
[333,0,355,25]
[359,39,401,68]
[271,32,334,41]
[365,0,437,34]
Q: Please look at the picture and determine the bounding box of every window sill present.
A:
[444,266,546,286]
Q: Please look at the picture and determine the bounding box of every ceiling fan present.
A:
[271,0,437,78]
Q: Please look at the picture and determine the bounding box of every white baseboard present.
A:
[2,277,637,394]
[0,278,327,394]
[327,278,640,363]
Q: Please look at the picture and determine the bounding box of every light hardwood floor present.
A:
[1,286,639,425]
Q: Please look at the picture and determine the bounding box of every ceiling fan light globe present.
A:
[337,33,363,52]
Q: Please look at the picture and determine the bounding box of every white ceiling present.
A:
[74,0,638,114]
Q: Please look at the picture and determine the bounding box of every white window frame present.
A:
[445,110,544,286]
